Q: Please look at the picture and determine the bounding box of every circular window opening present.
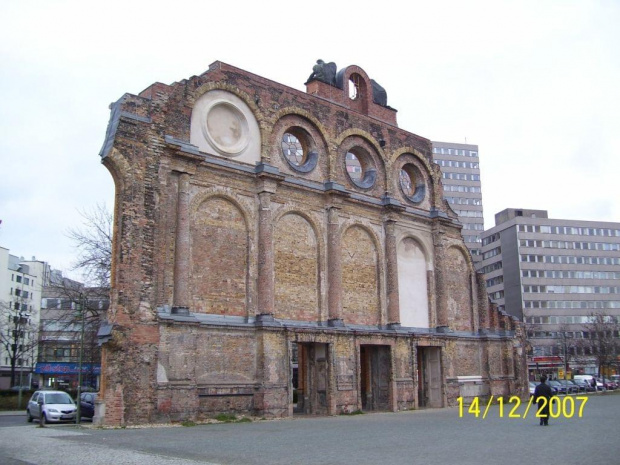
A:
[280,127,319,173]
[346,151,363,181]
[399,168,415,197]
[282,132,305,166]
[345,148,376,189]
[399,164,425,203]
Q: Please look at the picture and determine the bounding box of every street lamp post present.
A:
[16,312,30,410]
[76,300,86,425]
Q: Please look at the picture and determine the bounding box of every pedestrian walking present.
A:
[534,375,553,426]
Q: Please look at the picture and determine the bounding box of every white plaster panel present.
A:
[397,237,429,328]
[190,90,261,165]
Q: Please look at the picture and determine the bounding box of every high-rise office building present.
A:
[431,141,483,262]
[478,208,620,374]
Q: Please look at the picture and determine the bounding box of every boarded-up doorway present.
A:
[359,345,391,411]
[417,346,443,408]
[292,343,328,415]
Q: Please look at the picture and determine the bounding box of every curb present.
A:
[0,411,25,416]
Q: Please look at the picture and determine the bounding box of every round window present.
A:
[281,132,305,166]
[345,151,363,181]
[280,127,318,173]
[399,168,415,197]
[399,164,425,203]
[345,148,376,189]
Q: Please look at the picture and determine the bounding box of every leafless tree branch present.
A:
[66,203,112,288]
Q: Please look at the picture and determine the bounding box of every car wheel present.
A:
[26,409,33,423]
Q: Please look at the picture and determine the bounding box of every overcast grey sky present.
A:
[1,0,618,278]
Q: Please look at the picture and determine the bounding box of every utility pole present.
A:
[16,271,30,409]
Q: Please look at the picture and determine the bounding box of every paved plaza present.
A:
[1,394,619,465]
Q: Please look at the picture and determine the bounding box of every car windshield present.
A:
[44,393,73,404]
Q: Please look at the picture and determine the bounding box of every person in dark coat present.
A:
[534,375,553,426]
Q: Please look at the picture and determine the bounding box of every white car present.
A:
[26,390,77,424]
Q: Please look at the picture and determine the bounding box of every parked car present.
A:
[529,382,539,397]
[26,390,77,424]
[547,380,569,394]
[10,385,32,392]
[574,375,602,391]
[573,378,595,392]
[562,380,582,393]
[79,392,97,419]
[600,378,617,390]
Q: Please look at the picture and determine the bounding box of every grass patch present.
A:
[181,420,197,427]
[341,409,364,415]
[213,413,252,423]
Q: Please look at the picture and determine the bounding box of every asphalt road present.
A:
[1,394,619,465]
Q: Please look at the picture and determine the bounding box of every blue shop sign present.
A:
[35,362,101,375]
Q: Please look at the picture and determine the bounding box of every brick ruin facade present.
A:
[96,60,527,425]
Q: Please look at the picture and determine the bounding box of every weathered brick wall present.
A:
[274,213,319,321]
[156,325,258,421]
[444,247,473,332]
[191,197,248,316]
[97,61,527,425]
[444,340,483,378]
[341,226,381,326]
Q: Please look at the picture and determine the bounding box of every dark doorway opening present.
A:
[359,345,391,411]
[417,346,443,408]
[292,342,328,415]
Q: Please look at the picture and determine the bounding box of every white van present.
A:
[574,374,604,391]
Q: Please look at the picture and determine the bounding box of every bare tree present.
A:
[33,204,112,390]
[0,300,39,387]
[66,203,112,288]
[579,313,620,378]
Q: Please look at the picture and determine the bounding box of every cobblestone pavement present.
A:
[1,394,619,465]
